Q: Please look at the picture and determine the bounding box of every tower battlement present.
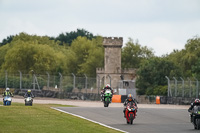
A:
[96,68,105,74]
[103,37,123,47]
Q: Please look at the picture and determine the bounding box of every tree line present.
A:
[0,29,199,96]
[0,29,104,77]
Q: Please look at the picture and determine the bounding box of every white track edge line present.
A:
[51,107,129,133]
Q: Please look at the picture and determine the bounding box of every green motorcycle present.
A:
[103,89,112,107]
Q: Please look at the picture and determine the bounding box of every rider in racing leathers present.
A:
[3,88,13,97]
[188,99,200,112]
[101,84,113,102]
[24,89,34,98]
[123,94,138,117]
[188,99,200,122]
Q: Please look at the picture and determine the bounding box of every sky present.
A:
[0,0,200,56]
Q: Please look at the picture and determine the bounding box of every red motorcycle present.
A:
[125,102,137,124]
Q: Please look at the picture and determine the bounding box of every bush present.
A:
[145,85,167,96]
[64,85,73,92]
[153,85,167,96]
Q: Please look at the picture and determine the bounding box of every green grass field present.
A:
[0,102,121,133]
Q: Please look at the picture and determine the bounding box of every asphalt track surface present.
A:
[56,106,199,133]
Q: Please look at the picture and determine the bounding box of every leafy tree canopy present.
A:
[167,36,200,77]
[54,28,94,46]
[136,57,181,95]
[122,38,154,69]
[0,35,14,47]
[0,32,67,74]
[66,36,104,77]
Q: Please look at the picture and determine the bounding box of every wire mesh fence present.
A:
[0,71,99,94]
[166,76,200,98]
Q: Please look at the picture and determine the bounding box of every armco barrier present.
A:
[112,95,127,103]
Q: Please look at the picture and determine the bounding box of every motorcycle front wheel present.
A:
[130,114,133,125]
[196,119,200,130]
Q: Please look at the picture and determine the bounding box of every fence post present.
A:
[59,73,62,99]
[71,73,76,89]
[187,77,191,98]
[46,72,50,90]
[31,70,35,90]
[173,77,177,97]
[59,73,62,90]
[194,77,199,98]
[180,77,184,98]
[165,76,170,97]
[84,74,87,94]
[97,75,100,95]
[18,70,22,89]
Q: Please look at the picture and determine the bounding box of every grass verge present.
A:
[0,102,121,133]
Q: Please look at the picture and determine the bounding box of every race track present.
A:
[55,106,199,133]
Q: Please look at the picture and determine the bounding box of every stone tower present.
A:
[103,37,122,88]
[96,37,136,91]
[104,37,123,74]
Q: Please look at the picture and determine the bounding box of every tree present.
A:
[0,35,14,46]
[0,33,67,74]
[79,36,104,76]
[122,38,154,69]
[136,57,181,95]
[55,28,94,46]
[0,44,11,70]
[167,36,200,78]
[192,58,200,79]
[66,36,104,76]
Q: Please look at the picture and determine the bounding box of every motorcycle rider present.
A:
[123,94,138,117]
[24,89,34,98]
[2,88,13,97]
[188,99,200,122]
[188,99,200,111]
[101,84,113,102]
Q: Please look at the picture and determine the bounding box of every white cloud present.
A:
[149,37,183,56]
[0,18,47,38]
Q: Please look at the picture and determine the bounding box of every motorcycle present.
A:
[125,102,137,124]
[3,96,12,106]
[24,96,33,106]
[190,105,200,130]
[103,89,112,107]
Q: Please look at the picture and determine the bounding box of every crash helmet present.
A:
[194,99,200,103]
[106,84,110,88]
[128,94,133,101]
[6,88,10,91]
[27,89,31,93]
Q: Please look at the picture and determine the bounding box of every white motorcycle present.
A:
[3,96,12,106]
[24,96,33,106]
